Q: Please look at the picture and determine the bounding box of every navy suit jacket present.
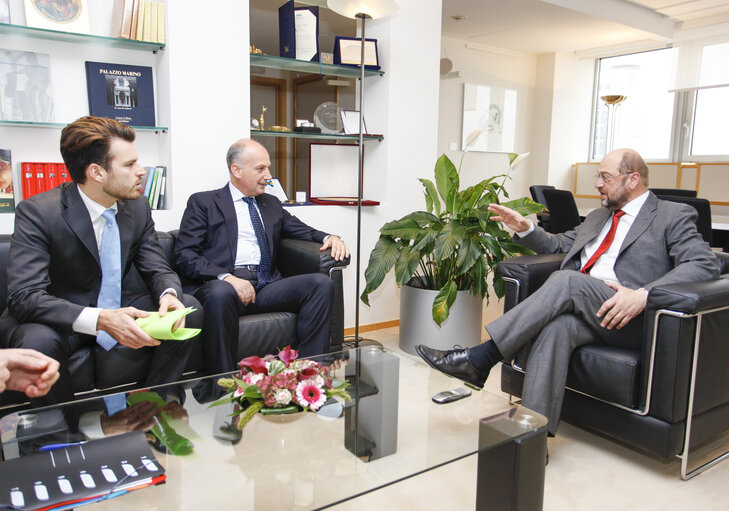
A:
[174,185,329,286]
[1,182,181,335]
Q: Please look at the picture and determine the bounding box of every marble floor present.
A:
[332,327,729,511]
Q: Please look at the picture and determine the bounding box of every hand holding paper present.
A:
[135,307,200,340]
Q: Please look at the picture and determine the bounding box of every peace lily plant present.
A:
[360,131,543,325]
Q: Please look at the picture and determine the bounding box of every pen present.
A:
[40,441,87,451]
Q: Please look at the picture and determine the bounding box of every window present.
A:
[591,48,677,161]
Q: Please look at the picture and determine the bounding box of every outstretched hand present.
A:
[596,282,648,330]
[0,349,60,397]
[488,204,532,232]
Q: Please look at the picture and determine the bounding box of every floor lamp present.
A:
[327,0,398,349]
[600,94,627,153]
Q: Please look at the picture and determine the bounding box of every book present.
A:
[57,163,70,183]
[0,147,14,212]
[142,0,152,42]
[0,49,54,122]
[23,0,90,34]
[134,0,145,41]
[155,166,166,209]
[129,0,140,40]
[142,166,154,198]
[152,166,164,209]
[34,162,45,195]
[111,0,134,39]
[149,0,158,44]
[156,1,165,44]
[21,162,34,199]
[147,166,159,208]
[44,161,57,191]
[85,61,156,127]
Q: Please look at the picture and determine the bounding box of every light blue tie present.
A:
[96,209,122,351]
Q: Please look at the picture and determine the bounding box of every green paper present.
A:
[135,306,200,340]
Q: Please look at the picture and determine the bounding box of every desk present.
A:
[1,347,547,510]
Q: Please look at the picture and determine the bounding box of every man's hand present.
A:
[158,293,186,331]
[100,400,160,436]
[488,204,532,232]
[97,307,160,349]
[0,349,60,397]
[596,283,648,330]
[223,274,257,306]
[322,235,349,261]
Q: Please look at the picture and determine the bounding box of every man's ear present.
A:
[87,163,105,184]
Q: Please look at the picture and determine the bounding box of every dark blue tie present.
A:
[242,197,272,290]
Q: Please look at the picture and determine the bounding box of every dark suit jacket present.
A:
[518,192,720,290]
[174,185,328,285]
[1,182,182,335]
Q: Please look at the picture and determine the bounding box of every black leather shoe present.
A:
[415,345,489,389]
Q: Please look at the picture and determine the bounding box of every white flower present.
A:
[465,129,484,149]
[243,372,264,385]
[274,388,292,405]
[510,151,530,171]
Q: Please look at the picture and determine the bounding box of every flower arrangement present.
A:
[212,346,351,430]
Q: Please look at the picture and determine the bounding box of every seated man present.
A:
[0,116,202,406]
[0,348,60,397]
[417,148,719,435]
[174,139,349,375]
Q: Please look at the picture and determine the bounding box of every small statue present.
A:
[260,106,268,130]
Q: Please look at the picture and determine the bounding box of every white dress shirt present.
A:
[229,182,264,266]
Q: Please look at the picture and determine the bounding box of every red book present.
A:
[34,162,45,195]
[58,163,71,183]
[44,162,58,191]
[21,162,35,199]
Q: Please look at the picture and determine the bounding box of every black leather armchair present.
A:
[497,252,729,479]
[0,231,349,408]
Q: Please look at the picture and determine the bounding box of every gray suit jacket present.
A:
[1,182,181,335]
[518,192,720,290]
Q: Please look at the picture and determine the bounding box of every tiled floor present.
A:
[333,327,729,511]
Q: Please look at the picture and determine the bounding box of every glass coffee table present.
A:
[0,346,547,510]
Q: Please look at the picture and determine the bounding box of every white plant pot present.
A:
[399,284,483,356]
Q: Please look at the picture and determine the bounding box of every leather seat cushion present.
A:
[237,312,297,360]
[566,345,641,409]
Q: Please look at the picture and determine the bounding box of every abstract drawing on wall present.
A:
[0,49,54,122]
[462,83,517,152]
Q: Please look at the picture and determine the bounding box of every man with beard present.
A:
[0,116,201,406]
[417,148,719,435]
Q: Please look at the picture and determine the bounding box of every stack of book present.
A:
[142,166,167,210]
[112,0,166,44]
[20,162,71,200]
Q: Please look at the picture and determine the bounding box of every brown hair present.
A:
[60,116,136,184]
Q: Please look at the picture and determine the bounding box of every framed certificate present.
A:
[340,110,368,135]
[334,36,380,70]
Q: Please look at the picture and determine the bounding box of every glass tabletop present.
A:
[0,346,546,510]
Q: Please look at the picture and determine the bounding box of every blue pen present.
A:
[40,441,87,451]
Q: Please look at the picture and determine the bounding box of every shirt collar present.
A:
[77,186,118,222]
[618,190,649,218]
[228,182,256,202]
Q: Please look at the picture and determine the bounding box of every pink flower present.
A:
[234,386,244,398]
[239,356,267,374]
[278,346,299,367]
[296,380,327,411]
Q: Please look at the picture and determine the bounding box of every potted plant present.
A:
[360,139,543,353]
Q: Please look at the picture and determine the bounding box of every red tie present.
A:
[580,210,625,274]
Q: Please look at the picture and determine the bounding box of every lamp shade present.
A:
[327,0,398,19]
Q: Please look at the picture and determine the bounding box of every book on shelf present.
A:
[0,147,14,213]
[111,0,134,39]
[146,165,159,208]
[152,166,165,209]
[157,1,165,44]
[19,162,68,199]
[23,0,91,34]
[0,49,54,123]
[85,61,156,127]
[142,0,152,42]
[149,0,158,43]
[130,0,141,39]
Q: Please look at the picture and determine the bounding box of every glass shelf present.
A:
[251,129,383,142]
[0,23,164,52]
[0,120,168,133]
[250,54,383,79]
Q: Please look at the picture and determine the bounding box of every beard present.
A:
[601,182,630,210]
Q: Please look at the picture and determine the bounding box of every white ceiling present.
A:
[441,0,729,55]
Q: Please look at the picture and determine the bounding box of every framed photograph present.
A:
[340,110,367,135]
[334,36,379,70]
[461,83,517,153]
[23,0,90,34]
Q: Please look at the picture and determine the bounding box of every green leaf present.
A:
[419,178,440,215]
[434,154,459,214]
[268,359,285,376]
[361,236,401,305]
[501,197,544,216]
[433,221,467,261]
[508,152,518,166]
[432,280,458,325]
[459,183,485,214]
[493,272,506,298]
[380,217,422,240]
[455,235,482,276]
[394,246,422,286]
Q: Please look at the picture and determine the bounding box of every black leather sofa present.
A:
[0,232,348,407]
[498,251,729,478]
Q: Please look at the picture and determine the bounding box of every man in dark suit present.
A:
[174,139,349,375]
[417,148,720,433]
[0,116,201,406]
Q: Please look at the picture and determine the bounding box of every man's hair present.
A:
[226,139,266,172]
[617,149,649,185]
[60,116,136,184]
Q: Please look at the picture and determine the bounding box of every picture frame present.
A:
[340,110,367,135]
[23,0,90,34]
[334,36,380,70]
[461,83,517,153]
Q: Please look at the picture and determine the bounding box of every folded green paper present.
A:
[135,307,200,340]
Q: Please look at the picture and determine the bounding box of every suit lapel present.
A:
[61,184,100,266]
[563,208,611,264]
[216,186,239,265]
[618,193,657,256]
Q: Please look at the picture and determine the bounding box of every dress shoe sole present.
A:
[415,345,484,390]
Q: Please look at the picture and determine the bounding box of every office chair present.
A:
[529,185,555,233]
[542,188,581,233]
[650,188,697,198]
[655,194,712,245]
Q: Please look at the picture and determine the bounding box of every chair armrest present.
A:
[497,254,565,311]
[278,239,350,277]
[647,277,729,315]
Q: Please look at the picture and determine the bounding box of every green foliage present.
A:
[361,153,543,325]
